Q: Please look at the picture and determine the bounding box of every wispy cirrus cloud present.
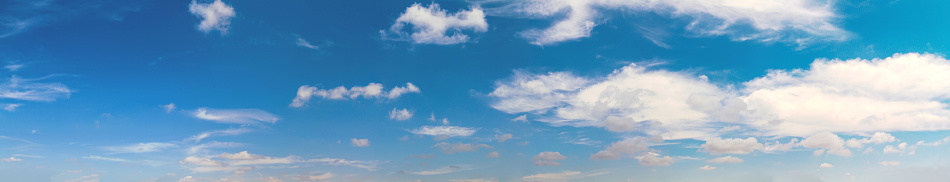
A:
[102,142,177,154]
[0,75,73,102]
[193,108,279,125]
[409,126,477,138]
[186,128,253,143]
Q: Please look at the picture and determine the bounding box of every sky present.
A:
[2,0,950,181]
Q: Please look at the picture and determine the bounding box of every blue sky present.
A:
[2,0,950,181]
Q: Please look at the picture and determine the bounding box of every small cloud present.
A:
[532,152,567,166]
[699,165,716,170]
[102,142,177,153]
[381,3,488,45]
[161,103,176,113]
[820,163,833,168]
[351,138,370,147]
[433,142,491,154]
[389,108,413,121]
[409,126,477,138]
[707,156,744,164]
[494,134,512,143]
[486,151,500,158]
[296,36,319,50]
[879,161,900,166]
[4,64,24,72]
[511,115,528,123]
[193,108,279,125]
[1,157,23,162]
[188,0,236,35]
[290,82,420,107]
[2,103,22,112]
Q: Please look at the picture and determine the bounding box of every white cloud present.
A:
[701,137,763,155]
[486,151,500,158]
[305,158,380,171]
[188,0,235,34]
[289,172,334,181]
[351,138,370,147]
[800,132,851,157]
[102,142,177,153]
[512,115,528,122]
[410,126,477,138]
[2,103,22,112]
[296,37,319,50]
[489,64,733,140]
[218,151,264,160]
[4,64,24,72]
[819,163,833,168]
[533,151,567,166]
[186,128,253,143]
[84,155,129,162]
[290,82,420,107]
[707,156,743,164]
[590,137,651,160]
[181,152,304,173]
[193,108,279,125]
[1,157,22,162]
[181,156,226,167]
[382,3,488,45]
[187,141,244,155]
[699,165,717,171]
[161,103,176,113]
[433,142,491,154]
[452,179,498,182]
[489,0,845,46]
[492,53,950,139]
[845,132,896,148]
[879,161,900,166]
[409,165,473,175]
[636,152,674,166]
[66,174,100,182]
[390,108,413,121]
[522,171,608,182]
[744,53,950,137]
[0,75,73,102]
[495,134,512,142]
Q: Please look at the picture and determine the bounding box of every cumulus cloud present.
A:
[845,132,896,148]
[186,128,253,142]
[486,151,500,158]
[218,151,264,160]
[819,163,833,168]
[290,82,420,107]
[0,75,73,102]
[522,170,608,182]
[590,137,651,160]
[193,108,279,125]
[486,0,845,46]
[382,3,488,44]
[494,134,512,142]
[800,132,852,157]
[389,108,413,121]
[699,165,717,171]
[410,126,477,138]
[409,165,473,175]
[351,138,370,147]
[707,156,743,164]
[492,53,950,140]
[636,152,675,166]
[102,142,177,153]
[532,151,567,166]
[433,142,491,154]
[188,0,236,34]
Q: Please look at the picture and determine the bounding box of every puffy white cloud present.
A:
[819,163,833,168]
[382,3,488,44]
[486,151,500,158]
[495,134,512,142]
[845,132,897,148]
[102,142,177,153]
[389,108,413,121]
[290,82,420,107]
[188,0,235,34]
[701,137,762,155]
[489,0,845,46]
[0,157,22,162]
[0,75,73,102]
[409,165,473,175]
[533,151,567,166]
[590,137,651,160]
[492,53,950,139]
[699,165,717,171]
[180,156,226,167]
[522,170,608,182]
[218,151,263,160]
[351,138,370,147]
[636,152,674,166]
[707,156,743,164]
[490,64,731,139]
[410,126,477,138]
[433,142,491,154]
[800,132,851,157]
[744,53,950,137]
[193,108,279,125]
[879,161,900,166]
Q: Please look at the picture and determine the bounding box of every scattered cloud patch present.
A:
[102,142,177,153]
[486,151,500,158]
[0,75,73,102]
[494,134,512,142]
[591,137,652,160]
[820,163,833,168]
[382,3,488,45]
[433,142,491,154]
[290,82,420,107]
[161,103,176,113]
[409,165,473,175]
[193,108,279,125]
[532,151,567,166]
[188,0,236,34]
[699,165,716,170]
[410,126,477,138]
[1,157,22,162]
[879,161,900,166]
[390,108,413,121]
[522,170,607,182]
[351,138,370,147]
[707,156,744,164]
[186,128,253,142]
